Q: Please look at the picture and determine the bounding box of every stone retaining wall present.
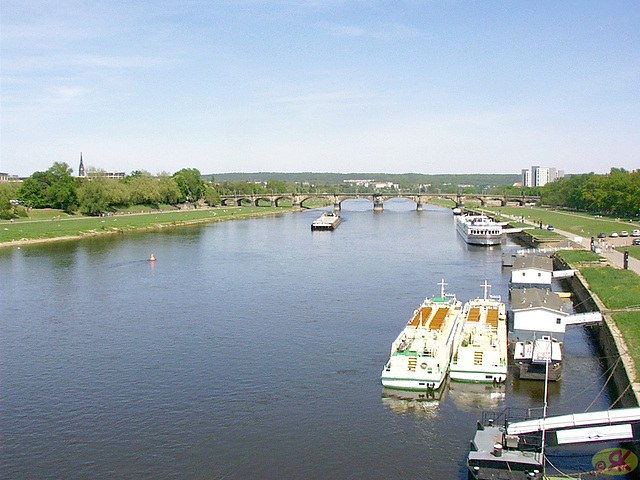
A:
[554,256,640,408]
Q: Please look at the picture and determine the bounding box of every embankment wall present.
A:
[554,256,640,408]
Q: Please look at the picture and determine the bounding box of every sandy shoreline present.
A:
[0,208,299,249]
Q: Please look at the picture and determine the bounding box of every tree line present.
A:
[541,168,640,216]
[1,163,637,219]
[0,163,217,218]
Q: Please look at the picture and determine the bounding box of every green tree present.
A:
[541,168,640,216]
[172,168,205,203]
[78,178,110,215]
[124,172,161,205]
[17,172,52,208]
[0,183,20,219]
[45,162,78,212]
[157,175,181,204]
[266,179,288,194]
[204,183,221,206]
[16,162,78,212]
[77,178,128,215]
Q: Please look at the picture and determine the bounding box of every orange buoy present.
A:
[150,254,156,261]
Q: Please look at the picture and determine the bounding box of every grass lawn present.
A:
[616,245,640,261]
[0,205,293,245]
[425,197,456,208]
[13,208,74,221]
[481,205,638,239]
[113,204,179,213]
[471,205,563,242]
[555,249,602,266]
[611,312,640,380]
[580,266,640,310]
[580,265,640,381]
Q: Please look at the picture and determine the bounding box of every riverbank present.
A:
[485,204,640,407]
[466,204,640,406]
[555,253,640,408]
[0,205,299,248]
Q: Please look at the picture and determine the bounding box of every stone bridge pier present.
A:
[219,192,540,211]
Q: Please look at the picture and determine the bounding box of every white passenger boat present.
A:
[311,212,341,230]
[455,214,504,246]
[450,282,508,384]
[381,280,463,391]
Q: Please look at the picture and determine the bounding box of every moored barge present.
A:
[381,280,463,391]
[311,212,341,231]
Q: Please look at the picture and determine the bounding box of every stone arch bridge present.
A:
[219,192,540,211]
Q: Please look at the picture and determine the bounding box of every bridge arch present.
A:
[218,192,541,210]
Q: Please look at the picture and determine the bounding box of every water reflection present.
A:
[381,386,446,417]
[447,381,506,413]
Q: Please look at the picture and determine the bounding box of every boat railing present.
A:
[478,408,544,452]
[479,407,534,428]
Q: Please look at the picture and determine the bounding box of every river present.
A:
[0,200,625,479]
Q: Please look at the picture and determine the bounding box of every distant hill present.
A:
[204,172,520,186]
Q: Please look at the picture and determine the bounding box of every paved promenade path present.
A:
[502,211,640,276]
[554,227,640,276]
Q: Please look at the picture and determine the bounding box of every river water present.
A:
[0,201,626,479]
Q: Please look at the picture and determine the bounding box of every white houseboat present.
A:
[510,288,601,381]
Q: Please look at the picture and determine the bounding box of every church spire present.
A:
[78,152,85,177]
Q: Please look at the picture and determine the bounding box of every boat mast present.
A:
[481,280,491,300]
[438,278,448,298]
[541,345,550,475]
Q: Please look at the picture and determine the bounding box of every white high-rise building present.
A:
[523,166,564,187]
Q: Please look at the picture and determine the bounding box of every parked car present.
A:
[620,231,629,237]
[631,229,640,237]
[546,225,554,231]
[610,232,619,238]
[597,232,607,238]
[633,238,640,245]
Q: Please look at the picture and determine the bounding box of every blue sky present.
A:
[2,1,639,177]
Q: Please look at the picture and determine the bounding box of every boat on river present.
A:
[455,214,504,246]
[450,282,508,384]
[467,408,545,480]
[311,212,341,230]
[381,280,463,391]
[513,336,563,381]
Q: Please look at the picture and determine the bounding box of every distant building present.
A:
[371,181,397,190]
[78,152,85,177]
[510,288,570,342]
[77,153,125,179]
[0,172,20,182]
[344,179,374,187]
[522,166,564,187]
[87,171,126,180]
[509,256,553,290]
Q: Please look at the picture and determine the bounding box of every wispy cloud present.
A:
[47,86,92,104]
[5,53,177,75]
[320,22,425,39]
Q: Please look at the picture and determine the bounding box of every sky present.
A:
[1,1,639,177]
